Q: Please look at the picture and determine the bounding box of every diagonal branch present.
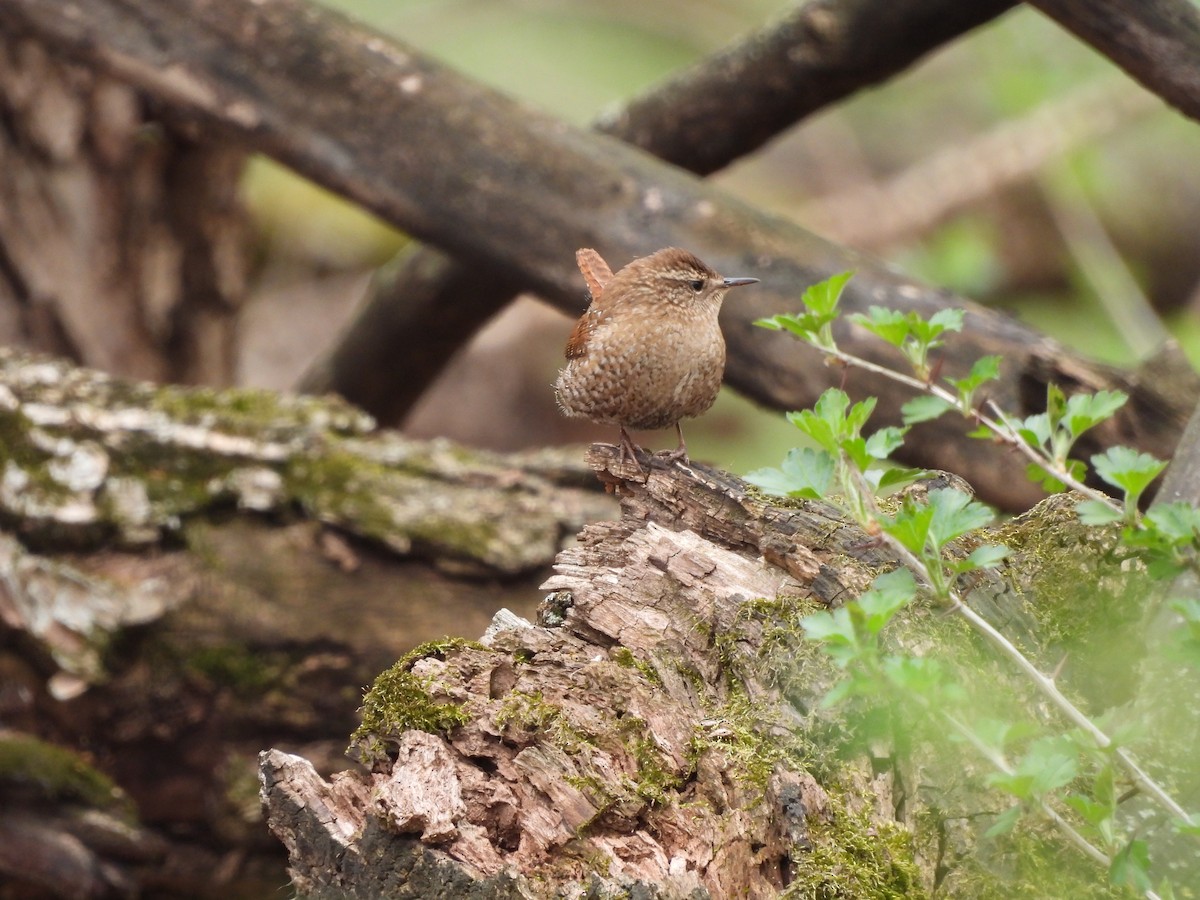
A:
[1027,0,1200,123]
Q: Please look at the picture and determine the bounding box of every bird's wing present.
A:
[565,308,600,360]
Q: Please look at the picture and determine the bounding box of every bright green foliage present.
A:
[745,446,834,499]
[987,735,1080,803]
[1013,386,1128,492]
[750,271,1199,896]
[849,306,964,380]
[883,488,1006,596]
[1066,764,1118,850]
[901,394,955,425]
[1109,839,1152,893]
[1123,502,1200,578]
[1090,447,1167,522]
[787,389,882,466]
[947,355,1003,408]
[754,270,853,351]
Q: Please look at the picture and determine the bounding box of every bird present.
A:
[554,246,758,468]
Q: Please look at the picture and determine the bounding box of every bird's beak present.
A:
[722,277,759,288]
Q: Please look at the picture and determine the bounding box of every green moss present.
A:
[286,451,399,539]
[190,643,280,694]
[150,383,370,437]
[611,647,663,688]
[350,639,483,759]
[287,450,503,561]
[620,718,683,806]
[0,733,131,818]
[994,496,1152,706]
[688,694,794,798]
[495,690,589,752]
[785,798,926,899]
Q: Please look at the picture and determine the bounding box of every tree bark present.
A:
[260,446,1163,898]
[0,348,611,897]
[0,34,248,385]
[1,0,1193,511]
[1028,0,1200,123]
[0,351,1186,896]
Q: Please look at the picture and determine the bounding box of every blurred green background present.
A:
[239,0,1200,475]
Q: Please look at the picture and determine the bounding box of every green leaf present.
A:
[1109,839,1152,892]
[1022,737,1080,796]
[1174,812,1200,836]
[865,426,907,460]
[964,544,1010,570]
[841,437,872,472]
[745,447,835,499]
[928,488,994,549]
[901,395,954,425]
[876,466,928,491]
[756,311,831,343]
[990,735,1079,801]
[929,307,965,330]
[1091,447,1166,498]
[1025,461,1067,494]
[1016,412,1051,449]
[884,502,936,557]
[1144,501,1200,543]
[850,307,911,348]
[948,355,1002,395]
[984,805,1022,838]
[987,771,1037,801]
[920,308,965,340]
[1064,390,1127,438]
[801,608,860,666]
[842,393,877,434]
[801,271,854,316]
[1076,499,1122,525]
[1064,793,1110,828]
[1046,384,1067,431]
[881,655,963,703]
[968,718,1021,755]
[856,568,917,636]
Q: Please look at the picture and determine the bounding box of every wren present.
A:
[554,247,758,467]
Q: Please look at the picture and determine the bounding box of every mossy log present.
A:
[260,446,1156,899]
[0,349,612,898]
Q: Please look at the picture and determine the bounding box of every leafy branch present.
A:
[748,272,1199,896]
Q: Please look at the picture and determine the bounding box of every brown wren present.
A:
[554,247,758,466]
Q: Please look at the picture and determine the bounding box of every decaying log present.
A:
[261,445,1164,898]
[0,350,612,897]
[2,0,1194,512]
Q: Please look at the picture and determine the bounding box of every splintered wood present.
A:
[261,445,905,898]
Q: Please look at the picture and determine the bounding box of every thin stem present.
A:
[811,341,1120,511]
[878,529,1191,825]
[941,712,1113,869]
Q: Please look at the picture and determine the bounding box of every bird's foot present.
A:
[653,447,689,464]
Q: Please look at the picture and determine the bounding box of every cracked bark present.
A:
[260,447,1155,898]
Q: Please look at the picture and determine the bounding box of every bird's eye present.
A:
[689,279,704,292]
